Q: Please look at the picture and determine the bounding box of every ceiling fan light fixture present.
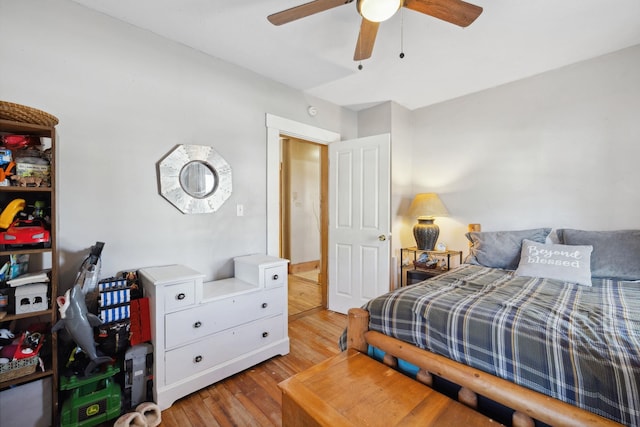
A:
[357,0,402,23]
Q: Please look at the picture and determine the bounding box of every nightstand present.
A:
[400,247,462,287]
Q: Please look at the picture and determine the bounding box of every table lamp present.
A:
[408,193,449,250]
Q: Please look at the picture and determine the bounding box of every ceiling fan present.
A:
[268,0,482,61]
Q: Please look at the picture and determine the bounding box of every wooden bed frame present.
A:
[346,307,623,427]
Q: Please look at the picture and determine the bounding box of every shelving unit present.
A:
[400,247,462,287]
[0,118,58,426]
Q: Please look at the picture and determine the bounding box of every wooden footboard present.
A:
[347,308,623,427]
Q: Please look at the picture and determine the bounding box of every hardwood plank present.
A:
[179,391,222,427]
[160,405,195,427]
[259,356,298,386]
[288,274,322,316]
[223,370,280,425]
[204,381,263,426]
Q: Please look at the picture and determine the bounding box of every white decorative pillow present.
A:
[515,239,593,286]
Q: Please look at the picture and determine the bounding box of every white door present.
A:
[328,134,391,314]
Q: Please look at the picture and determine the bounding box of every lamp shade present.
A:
[408,193,449,250]
[409,193,449,219]
[357,0,402,22]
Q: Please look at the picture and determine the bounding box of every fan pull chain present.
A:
[399,7,405,59]
[357,28,364,70]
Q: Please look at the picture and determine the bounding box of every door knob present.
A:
[378,234,387,241]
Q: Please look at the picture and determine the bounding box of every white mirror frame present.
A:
[158,144,232,214]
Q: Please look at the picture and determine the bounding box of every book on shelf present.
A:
[6,269,51,287]
[0,254,30,282]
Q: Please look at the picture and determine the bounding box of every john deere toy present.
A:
[59,365,122,427]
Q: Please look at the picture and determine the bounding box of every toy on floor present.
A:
[53,284,112,376]
[123,343,154,410]
[55,241,112,376]
[59,365,122,427]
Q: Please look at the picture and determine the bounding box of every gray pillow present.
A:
[557,229,640,280]
[465,228,551,270]
[514,239,593,286]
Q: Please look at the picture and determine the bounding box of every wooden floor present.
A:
[288,272,322,317]
[105,274,330,426]
[155,309,347,426]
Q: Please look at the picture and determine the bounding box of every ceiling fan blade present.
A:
[354,18,380,61]
[268,0,353,26]
[404,0,482,27]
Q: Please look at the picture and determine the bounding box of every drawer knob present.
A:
[194,355,203,363]
[272,274,279,281]
[176,293,186,300]
[261,302,268,308]
[194,321,202,328]
[262,332,269,338]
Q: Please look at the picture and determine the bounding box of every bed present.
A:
[340,228,640,427]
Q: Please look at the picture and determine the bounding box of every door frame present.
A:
[281,137,326,275]
[266,114,340,307]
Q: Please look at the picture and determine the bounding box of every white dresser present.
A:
[139,255,290,410]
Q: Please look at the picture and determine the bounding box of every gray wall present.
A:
[407,45,640,254]
[0,0,353,288]
[2,0,638,288]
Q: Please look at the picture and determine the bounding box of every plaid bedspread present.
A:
[345,264,640,426]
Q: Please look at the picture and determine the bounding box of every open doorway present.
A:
[280,137,328,318]
[266,114,338,318]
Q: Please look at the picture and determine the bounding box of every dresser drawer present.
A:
[164,280,196,312]
[263,265,286,288]
[164,287,285,349]
[164,314,285,385]
[234,255,288,288]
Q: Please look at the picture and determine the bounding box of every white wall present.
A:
[0,0,352,288]
[388,103,414,262]
[407,45,640,255]
[289,142,321,265]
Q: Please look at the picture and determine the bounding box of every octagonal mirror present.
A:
[158,144,232,214]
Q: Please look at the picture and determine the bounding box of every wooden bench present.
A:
[278,349,499,426]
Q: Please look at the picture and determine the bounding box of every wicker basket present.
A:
[414,260,438,269]
[0,101,58,126]
[0,355,39,382]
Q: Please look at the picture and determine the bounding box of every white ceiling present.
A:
[70,0,640,111]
